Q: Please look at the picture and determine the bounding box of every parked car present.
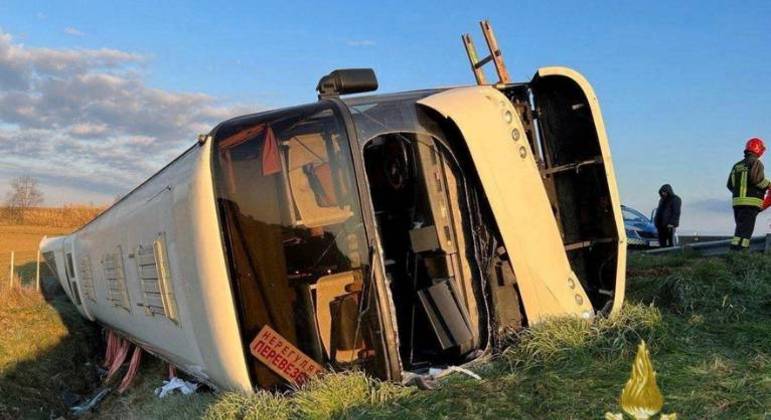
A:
[622,205,660,248]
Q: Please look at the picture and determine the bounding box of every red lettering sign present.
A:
[249,325,325,385]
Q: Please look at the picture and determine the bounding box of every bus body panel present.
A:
[40,141,252,391]
[418,86,596,323]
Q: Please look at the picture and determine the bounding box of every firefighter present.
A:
[727,137,770,250]
[654,184,681,247]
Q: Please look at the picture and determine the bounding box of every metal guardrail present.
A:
[677,235,731,246]
[644,234,771,256]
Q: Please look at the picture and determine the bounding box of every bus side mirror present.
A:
[317,68,378,98]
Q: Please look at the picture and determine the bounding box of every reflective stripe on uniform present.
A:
[730,161,764,208]
[740,171,747,199]
[741,238,751,248]
[732,197,764,207]
[731,237,741,246]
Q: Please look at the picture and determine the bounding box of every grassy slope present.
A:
[1,252,769,419]
[0,224,96,419]
[0,290,100,419]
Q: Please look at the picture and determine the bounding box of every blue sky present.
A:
[0,0,769,234]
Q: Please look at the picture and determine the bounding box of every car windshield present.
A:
[622,207,648,223]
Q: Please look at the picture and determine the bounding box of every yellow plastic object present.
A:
[418,86,594,323]
[620,341,665,419]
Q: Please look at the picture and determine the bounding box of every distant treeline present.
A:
[0,205,105,227]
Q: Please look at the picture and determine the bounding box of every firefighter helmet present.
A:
[746,137,766,157]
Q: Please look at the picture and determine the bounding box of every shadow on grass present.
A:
[0,275,102,419]
[14,261,40,288]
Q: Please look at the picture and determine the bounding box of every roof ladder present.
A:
[462,20,511,85]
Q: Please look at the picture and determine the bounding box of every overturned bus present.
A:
[40,42,626,392]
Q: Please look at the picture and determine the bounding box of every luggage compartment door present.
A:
[418,86,595,324]
[529,67,626,315]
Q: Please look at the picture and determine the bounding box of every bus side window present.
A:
[65,252,82,305]
[66,253,76,279]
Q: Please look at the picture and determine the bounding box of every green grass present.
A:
[2,253,770,419]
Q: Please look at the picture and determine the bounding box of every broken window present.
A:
[363,133,483,369]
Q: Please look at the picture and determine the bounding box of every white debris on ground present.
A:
[445,365,482,380]
[154,377,199,398]
[427,365,482,381]
[403,365,483,390]
[70,388,111,416]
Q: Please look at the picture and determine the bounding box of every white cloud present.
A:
[69,122,108,137]
[346,39,376,47]
[63,27,85,37]
[0,30,258,202]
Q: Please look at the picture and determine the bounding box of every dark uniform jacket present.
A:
[654,184,681,229]
[727,152,770,208]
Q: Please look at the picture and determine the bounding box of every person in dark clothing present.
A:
[727,137,769,250]
[654,184,681,247]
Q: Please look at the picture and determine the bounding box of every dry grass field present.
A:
[0,225,74,288]
[0,205,104,228]
[0,205,102,287]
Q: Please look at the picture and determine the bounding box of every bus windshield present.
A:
[212,102,375,388]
